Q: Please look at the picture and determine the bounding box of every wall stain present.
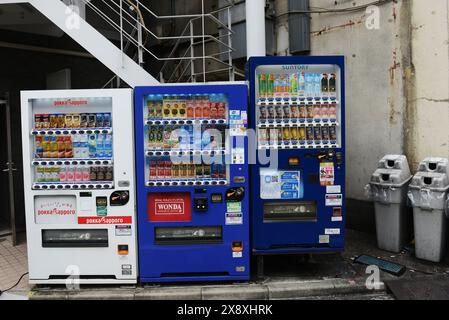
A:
[311,15,366,37]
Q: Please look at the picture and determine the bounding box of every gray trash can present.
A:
[366,155,412,253]
[408,168,449,262]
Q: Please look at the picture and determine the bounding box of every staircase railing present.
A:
[73,0,236,86]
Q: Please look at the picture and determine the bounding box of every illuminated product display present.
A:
[21,89,137,284]
[135,84,250,282]
[247,56,346,258]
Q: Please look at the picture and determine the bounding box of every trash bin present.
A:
[408,167,449,262]
[366,155,413,253]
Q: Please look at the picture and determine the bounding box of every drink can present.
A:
[321,126,330,141]
[306,104,314,121]
[299,105,306,121]
[195,164,203,179]
[202,96,211,119]
[321,73,329,97]
[313,105,321,121]
[49,114,58,128]
[329,126,337,141]
[290,105,299,119]
[267,74,274,98]
[147,100,156,119]
[34,114,42,129]
[290,73,298,96]
[258,128,268,146]
[64,114,73,128]
[67,166,75,182]
[90,166,97,182]
[203,164,211,178]
[186,98,195,118]
[83,166,91,182]
[96,113,104,128]
[267,106,275,120]
[59,166,67,182]
[97,166,105,181]
[188,164,195,178]
[75,167,83,182]
[329,73,337,97]
[42,114,50,129]
[80,114,88,128]
[283,105,291,120]
[298,127,306,143]
[155,100,163,119]
[321,104,329,121]
[104,113,111,127]
[314,126,322,142]
[290,127,298,144]
[149,161,157,180]
[106,166,113,181]
[72,114,81,128]
[180,163,188,178]
[179,98,187,119]
[274,105,283,120]
[259,106,267,120]
[171,163,179,179]
[282,127,291,143]
[164,161,172,178]
[88,113,96,128]
[306,127,314,143]
[329,103,337,120]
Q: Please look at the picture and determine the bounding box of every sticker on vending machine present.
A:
[325,194,343,207]
[320,162,335,186]
[226,212,243,225]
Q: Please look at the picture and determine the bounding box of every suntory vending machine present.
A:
[21,89,137,284]
[135,84,250,282]
[247,56,346,258]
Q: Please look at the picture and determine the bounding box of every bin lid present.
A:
[377,155,411,173]
[370,168,412,187]
[409,171,449,191]
[417,157,449,176]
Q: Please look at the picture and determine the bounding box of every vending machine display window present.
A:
[255,65,342,150]
[29,97,114,190]
[143,93,230,187]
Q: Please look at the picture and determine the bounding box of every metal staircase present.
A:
[0,0,238,87]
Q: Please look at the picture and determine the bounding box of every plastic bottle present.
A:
[104,134,113,158]
[88,134,97,158]
[96,134,104,158]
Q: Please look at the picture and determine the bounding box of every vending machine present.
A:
[247,56,345,258]
[21,89,137,284]
[135,83,250,282]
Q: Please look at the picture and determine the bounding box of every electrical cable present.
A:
[277,0,395,17]
[0,272,28,296]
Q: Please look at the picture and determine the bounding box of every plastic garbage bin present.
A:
[366,155,412,253]
[408,170,449,262]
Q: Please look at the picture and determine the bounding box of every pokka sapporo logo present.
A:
[37,201,75,216]
[54,99,89,107]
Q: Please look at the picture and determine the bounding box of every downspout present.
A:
[246,0,266,59]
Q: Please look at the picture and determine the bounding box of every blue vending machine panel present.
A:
[135,84,250,282]
[247,56,346,254]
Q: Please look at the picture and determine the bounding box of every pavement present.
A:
[1,229,449,300]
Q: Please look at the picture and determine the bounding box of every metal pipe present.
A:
[246,0,266,59]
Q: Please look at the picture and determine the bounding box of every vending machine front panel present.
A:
[248,56,346,253]
[135,84,250,282]
[21,89,137,284]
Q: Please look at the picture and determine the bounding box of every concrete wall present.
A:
[406,0,449,170]
[306,0,409,201]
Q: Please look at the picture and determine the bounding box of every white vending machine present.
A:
[21,89,137,284]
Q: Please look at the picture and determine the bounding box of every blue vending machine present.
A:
[135,84,250,282]
[247,56,346,269]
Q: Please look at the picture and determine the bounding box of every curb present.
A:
[29,278,385,300]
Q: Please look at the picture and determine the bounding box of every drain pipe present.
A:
[246,0,266,59]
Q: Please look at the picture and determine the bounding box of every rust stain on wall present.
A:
[311,15,366,37]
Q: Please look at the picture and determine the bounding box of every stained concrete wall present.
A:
[307,0,409,201]
[406,0,449,170]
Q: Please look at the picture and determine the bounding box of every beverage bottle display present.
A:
[35,136,43,158]
[329,73,337,96]
[258,74,267,98]
[58,136,66,158]
[96,134,104,158]
[267,74,274,98]
[210,94,218,119]
[194,95,203,118]
[73,134,81,158]
[290,73,298,97]
[186,97,194,118]
[321,104,329,121]
[50,137,58,158]
[64,136,73,158]
[88,134,97,158]
[313,105,321,121]
[202,95,210,118]
[80,134,89,158]
[321,73,329,97]
[298,73,306,97]
[314,73,322,97]
[104,134,113,158]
